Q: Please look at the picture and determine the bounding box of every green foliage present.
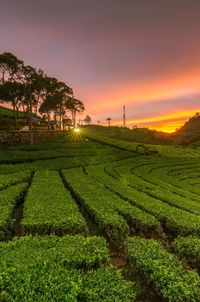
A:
[0,235,137,301]
[87,165,161,235]
[113,159,200,214]
[62,168,130,242]
[174,236,200,270]
[22,170,86,234]
[0,235,109,269]
[0,183,28,239]
[0,171,30,190]
[127,236,200,302]
[82,124,172,145]
[1,131,200,300]
[0,148,96,163]
[80,267,138,301]
[175,112,200,145]
[90,163,200,236]
[84,130,200,158]
[1,264,81,302]
[0,105,26,118]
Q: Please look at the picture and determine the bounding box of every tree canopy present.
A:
[0,52,85,140]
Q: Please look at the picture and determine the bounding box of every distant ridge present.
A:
[175,112,200,145]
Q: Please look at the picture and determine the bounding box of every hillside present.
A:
[83,112,200,146]
[81,124,173,145]
[0,105,27,118]
[174,112,200,145]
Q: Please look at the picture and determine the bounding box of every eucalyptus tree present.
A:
[0,81,25,128]
[0,51,85,139]
[38,77,72,130]
[54,81,72,129]
[66,96,85,127]
[62,117,72,130]
[0,52,23,84]
[32,68,45,116]
[0,52,24,127]
[21,65,39,144]
[38,76,59,130]
[84,115,92,124]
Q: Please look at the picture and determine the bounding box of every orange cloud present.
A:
[101,110,200,133]
[85,68,200,115]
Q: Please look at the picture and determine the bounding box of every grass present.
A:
[0,105,27,118]
[1,132,200,301]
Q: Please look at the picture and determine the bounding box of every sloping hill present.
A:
[81,125,173,145]
[175,113,200,145]
[0,105,27,118]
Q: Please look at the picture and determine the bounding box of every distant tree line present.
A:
[0,52,86,143]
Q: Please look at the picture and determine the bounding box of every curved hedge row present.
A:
[127,236,200,302]
[174,236,200,270]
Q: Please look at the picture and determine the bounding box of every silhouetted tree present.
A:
[84,115,91,124]
[106,117,111,127]
[0,52,85,140]
[66,96,85,127]
[0,52,24,127]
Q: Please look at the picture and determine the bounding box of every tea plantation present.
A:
[1,131,200,301]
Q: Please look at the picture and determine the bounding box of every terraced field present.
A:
[1,131,200,301]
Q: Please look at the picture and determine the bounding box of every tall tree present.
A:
[54,81,72,130]
[0,81,25,128]
[38,77,58,130]
[39,78,72,130]
[0,52,24,127]
[106,117,111,127]
[0,52,23,84]
[84,115,92,124]
[21,65,39,144]
[66,96,85,127]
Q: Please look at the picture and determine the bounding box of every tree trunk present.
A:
[72,110,76,128]
[59,114,62,130]
[47,112,51,130]
[22,103,26,113]
[16,106,19,119]
[29,95,33,144]
[12,103,18,129]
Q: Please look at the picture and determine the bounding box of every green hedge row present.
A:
[88,166,161,236]
[62,167,160,241]
[114,162,200,215]
[0,235,138,302]
[0,183,28,239]
[0,171,30,190]
[132,159,200,203]
[62,168,129,242]
[0,235,109,269]
[85,133,200,158]
[22,170,86,235]
[9,140,103,151]
[145,160,200,196]
[0,148,97,163]
[127,236,200,302]
[93,166,200,236]
[174,236,200,270]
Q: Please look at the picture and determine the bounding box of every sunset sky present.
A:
[1,0,200,132]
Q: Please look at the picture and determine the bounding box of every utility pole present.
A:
[123,105,126,128]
